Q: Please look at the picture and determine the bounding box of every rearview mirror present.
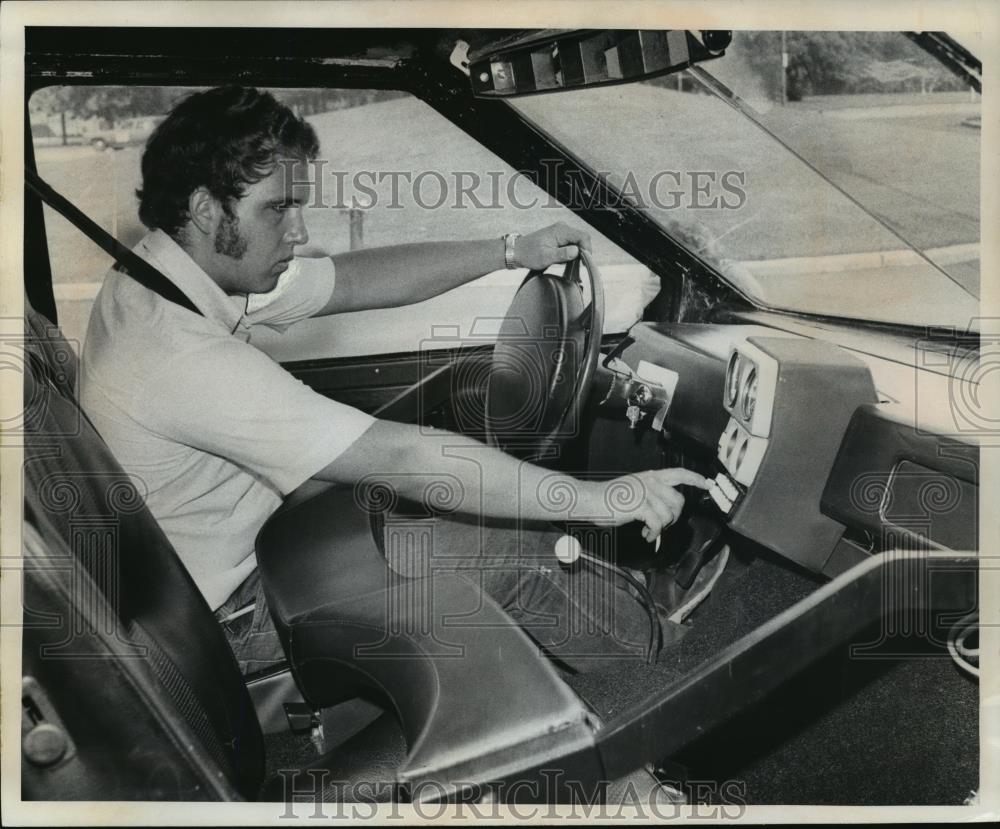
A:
[468,30,731,98]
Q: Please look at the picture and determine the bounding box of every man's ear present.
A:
[188,187,221,236]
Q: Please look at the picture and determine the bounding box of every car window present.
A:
[511,31,980,330]
[29,86,659,356]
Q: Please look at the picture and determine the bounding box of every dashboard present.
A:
[614,322,979,576]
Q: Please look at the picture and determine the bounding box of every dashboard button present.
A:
[716,474,740,501]
[708,482,733,513]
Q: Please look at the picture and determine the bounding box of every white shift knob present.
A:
[554,534,582,564]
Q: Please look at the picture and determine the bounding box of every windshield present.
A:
[511,31,980,330]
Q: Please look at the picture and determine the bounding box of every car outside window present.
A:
[512,31,980,330]
[29,86,659,357]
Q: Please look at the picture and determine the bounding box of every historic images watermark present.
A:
[914,322,998,443]
[278,158,749,212]
[275,768,749,820]
[1,322,82,440]
[838,319,986,663]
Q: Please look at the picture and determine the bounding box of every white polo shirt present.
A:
[81,230,375,609]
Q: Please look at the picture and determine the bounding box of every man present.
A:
[82,86,709,675]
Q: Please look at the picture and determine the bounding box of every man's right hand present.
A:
[318,420,711,534]
[591,469,711,542]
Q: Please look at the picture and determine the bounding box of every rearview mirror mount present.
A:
[468,30,731,98]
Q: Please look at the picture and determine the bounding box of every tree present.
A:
[731,31,970,102]
[30,85,190,129]
[29,85,410,141]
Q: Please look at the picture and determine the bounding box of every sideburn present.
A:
[215,210,249,260]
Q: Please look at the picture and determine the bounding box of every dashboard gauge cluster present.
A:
[713,336,879,571]
[718,342,779,488]
[725,351,758,422]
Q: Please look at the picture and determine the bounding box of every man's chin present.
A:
[251,273,282,295]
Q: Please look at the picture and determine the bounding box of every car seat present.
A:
[20,303,608,804]
[20,303,407,801]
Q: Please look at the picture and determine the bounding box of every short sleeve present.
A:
[244,256,336,331]
[138,337,375,494]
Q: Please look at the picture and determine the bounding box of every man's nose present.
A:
[285,209,309,247]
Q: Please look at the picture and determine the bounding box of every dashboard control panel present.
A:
[613,321,976,573]
[614,323,881,573]
[709,336,878,571]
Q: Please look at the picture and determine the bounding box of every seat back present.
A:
[21,305,265,799]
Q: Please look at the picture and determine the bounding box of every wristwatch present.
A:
[502,232,521,269]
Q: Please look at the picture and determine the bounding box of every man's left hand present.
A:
[514,222,592,270]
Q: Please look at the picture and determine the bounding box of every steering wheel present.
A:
[484,250,604,460]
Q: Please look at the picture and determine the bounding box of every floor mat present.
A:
[566,552,823,719]
[261,697,386,784]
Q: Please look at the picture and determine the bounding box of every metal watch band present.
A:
[503,232,521,269]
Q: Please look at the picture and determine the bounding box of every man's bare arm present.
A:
[314,222,592,315]
[314,420,708,539]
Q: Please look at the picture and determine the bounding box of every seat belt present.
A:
[24,166,203,317]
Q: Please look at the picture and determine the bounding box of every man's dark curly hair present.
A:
[137,86,319,237]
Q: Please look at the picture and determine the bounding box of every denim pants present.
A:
[215,512,653,676]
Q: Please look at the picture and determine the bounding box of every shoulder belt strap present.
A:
[24,166,203,317]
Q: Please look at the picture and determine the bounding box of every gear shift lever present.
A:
[554,533,582,564]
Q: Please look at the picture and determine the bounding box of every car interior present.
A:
[19,27,980,806]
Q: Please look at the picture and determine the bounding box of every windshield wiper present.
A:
[686,64,978,301]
